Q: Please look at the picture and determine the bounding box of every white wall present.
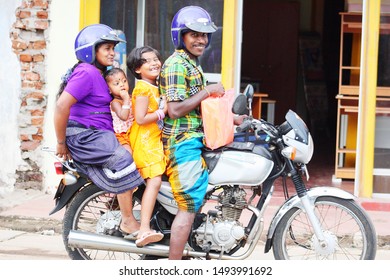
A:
[42,0,80,193]
[0,0,23,196]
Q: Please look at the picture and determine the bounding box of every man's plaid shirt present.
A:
[160,49,207,145]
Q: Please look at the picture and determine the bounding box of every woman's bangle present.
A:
[204,87,211,97]
[122,105,130,110]
[57,140,65,145]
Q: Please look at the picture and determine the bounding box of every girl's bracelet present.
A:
[122,105,130,110]
[155,109,165,121]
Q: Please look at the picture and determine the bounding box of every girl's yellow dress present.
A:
[129,80,166,179]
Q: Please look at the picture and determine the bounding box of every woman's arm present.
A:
[54,91,77,160]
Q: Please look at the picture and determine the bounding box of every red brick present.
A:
[22,81,44,90]
[37,11,48,19]
[20,134,30,141]
[33,54,44,62]
[32,134,44,141]
[23,71,40,81]
[17,10,31,19]
[20,53,33,62]
[27,92,44,99]
[31,110,44,116]
[31,117,44,125]
[32,41,46,50]
[12,40,28,50]
[32,0,49,9]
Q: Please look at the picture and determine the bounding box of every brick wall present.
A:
[10,0,51,190]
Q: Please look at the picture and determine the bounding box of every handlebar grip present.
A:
[236,119,251,132]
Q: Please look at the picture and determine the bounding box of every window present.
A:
[101,0,224,84]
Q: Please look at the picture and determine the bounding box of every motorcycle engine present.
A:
[194,187,247,252]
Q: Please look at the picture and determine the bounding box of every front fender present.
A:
[264,187,356,253]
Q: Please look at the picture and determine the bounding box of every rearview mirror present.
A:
[232,84,254,116]
[232,95,248,115]
[243,84,254,101]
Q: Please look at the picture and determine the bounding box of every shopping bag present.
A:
[201,88,235,150]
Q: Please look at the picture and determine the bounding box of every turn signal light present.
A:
[281,146,296,160]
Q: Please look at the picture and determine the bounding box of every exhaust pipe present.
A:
[68,230,170,257]
[68,230,254,260]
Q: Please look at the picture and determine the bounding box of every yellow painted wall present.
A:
[79,0,100,30]
[221,0,237,89]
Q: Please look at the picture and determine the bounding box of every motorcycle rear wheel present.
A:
[63,184,145,260]
[272,196,377,260]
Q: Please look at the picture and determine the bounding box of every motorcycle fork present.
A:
[287,160,326,243]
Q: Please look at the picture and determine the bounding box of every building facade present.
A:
[0,0,388,199]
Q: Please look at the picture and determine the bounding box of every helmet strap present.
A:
[93,59,107,72]
[93,60,107,72]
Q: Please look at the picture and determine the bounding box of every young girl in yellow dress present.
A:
[127,46,167,247]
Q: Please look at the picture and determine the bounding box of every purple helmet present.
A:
[171,6,217,49]
[74,24,126,64]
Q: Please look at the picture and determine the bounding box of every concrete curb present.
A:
[0,215,62,234]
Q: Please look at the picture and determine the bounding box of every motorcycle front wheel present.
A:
[272,196,377,260]
[63,184,145,260]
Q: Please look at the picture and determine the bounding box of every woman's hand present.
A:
[56,143,72,161]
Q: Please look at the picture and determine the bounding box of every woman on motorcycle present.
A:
[54,24,144,237]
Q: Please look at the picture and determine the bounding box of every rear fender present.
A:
[264,187,356,253]
[49,177,90,215]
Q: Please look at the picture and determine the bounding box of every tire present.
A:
[272,196,377,260]
[63,184,144,260]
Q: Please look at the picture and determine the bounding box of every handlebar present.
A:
[236,118,252,133]
[236,117,280,141]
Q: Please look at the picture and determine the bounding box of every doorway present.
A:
[241,0,300,125]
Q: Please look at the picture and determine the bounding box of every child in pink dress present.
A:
[104,68,134,155]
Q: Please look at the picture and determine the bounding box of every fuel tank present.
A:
[205,145,274,186]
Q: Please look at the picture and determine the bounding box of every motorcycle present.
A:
[43,84,377,260]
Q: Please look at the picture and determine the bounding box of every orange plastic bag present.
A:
[201,88,235,150]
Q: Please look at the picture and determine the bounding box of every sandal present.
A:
[135,231,164,247]
[119,228,139,241]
